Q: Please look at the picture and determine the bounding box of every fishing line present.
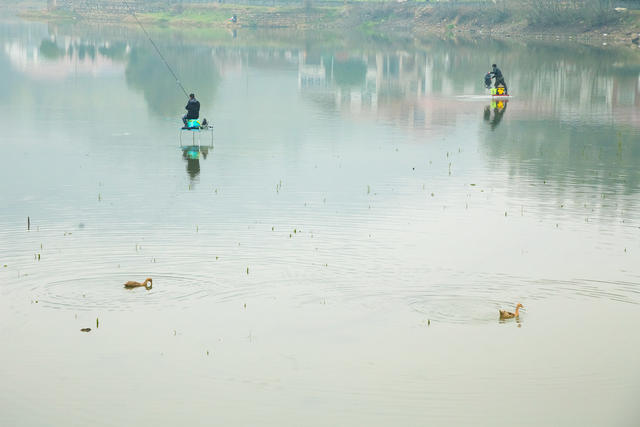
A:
[121,0,189,98]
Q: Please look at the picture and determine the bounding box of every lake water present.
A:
[1,15,640,426]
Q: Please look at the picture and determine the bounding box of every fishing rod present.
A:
[121,0,189,98]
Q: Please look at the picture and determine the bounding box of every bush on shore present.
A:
[429,0,621,29]
[525,0,620,28]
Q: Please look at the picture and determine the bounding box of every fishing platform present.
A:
[180,119,214,147]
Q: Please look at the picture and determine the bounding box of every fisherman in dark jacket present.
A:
[182,93,200,127]
[490,64,508,94]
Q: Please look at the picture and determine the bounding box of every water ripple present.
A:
[35,272,214,312]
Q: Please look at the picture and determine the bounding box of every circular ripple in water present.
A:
[36,272,214,312]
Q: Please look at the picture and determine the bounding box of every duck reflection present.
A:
[483,100,508,131]
[181,145,212,184]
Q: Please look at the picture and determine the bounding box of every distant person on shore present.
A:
[229,14,237,23]
[490,64,508,94]
[182,93,200,128]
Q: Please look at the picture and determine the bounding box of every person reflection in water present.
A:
[182,93,200,128]
[182,146,201,182]
[181,146,211,184]
[483,100,508,131]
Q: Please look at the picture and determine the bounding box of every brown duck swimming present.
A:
[499,303,523,319]
[124,278,152,290]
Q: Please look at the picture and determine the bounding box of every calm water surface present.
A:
[1,17,640,426]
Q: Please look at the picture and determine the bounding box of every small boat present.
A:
[490,86,510,97]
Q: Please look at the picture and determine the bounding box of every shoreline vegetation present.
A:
[19,1,640,47]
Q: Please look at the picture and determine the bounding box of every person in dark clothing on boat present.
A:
[490,64,508,94]
[484,71,493,89]
[182,93,200,127]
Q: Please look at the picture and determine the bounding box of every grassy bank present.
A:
[147,4,343,29]
[19,1,640,46]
